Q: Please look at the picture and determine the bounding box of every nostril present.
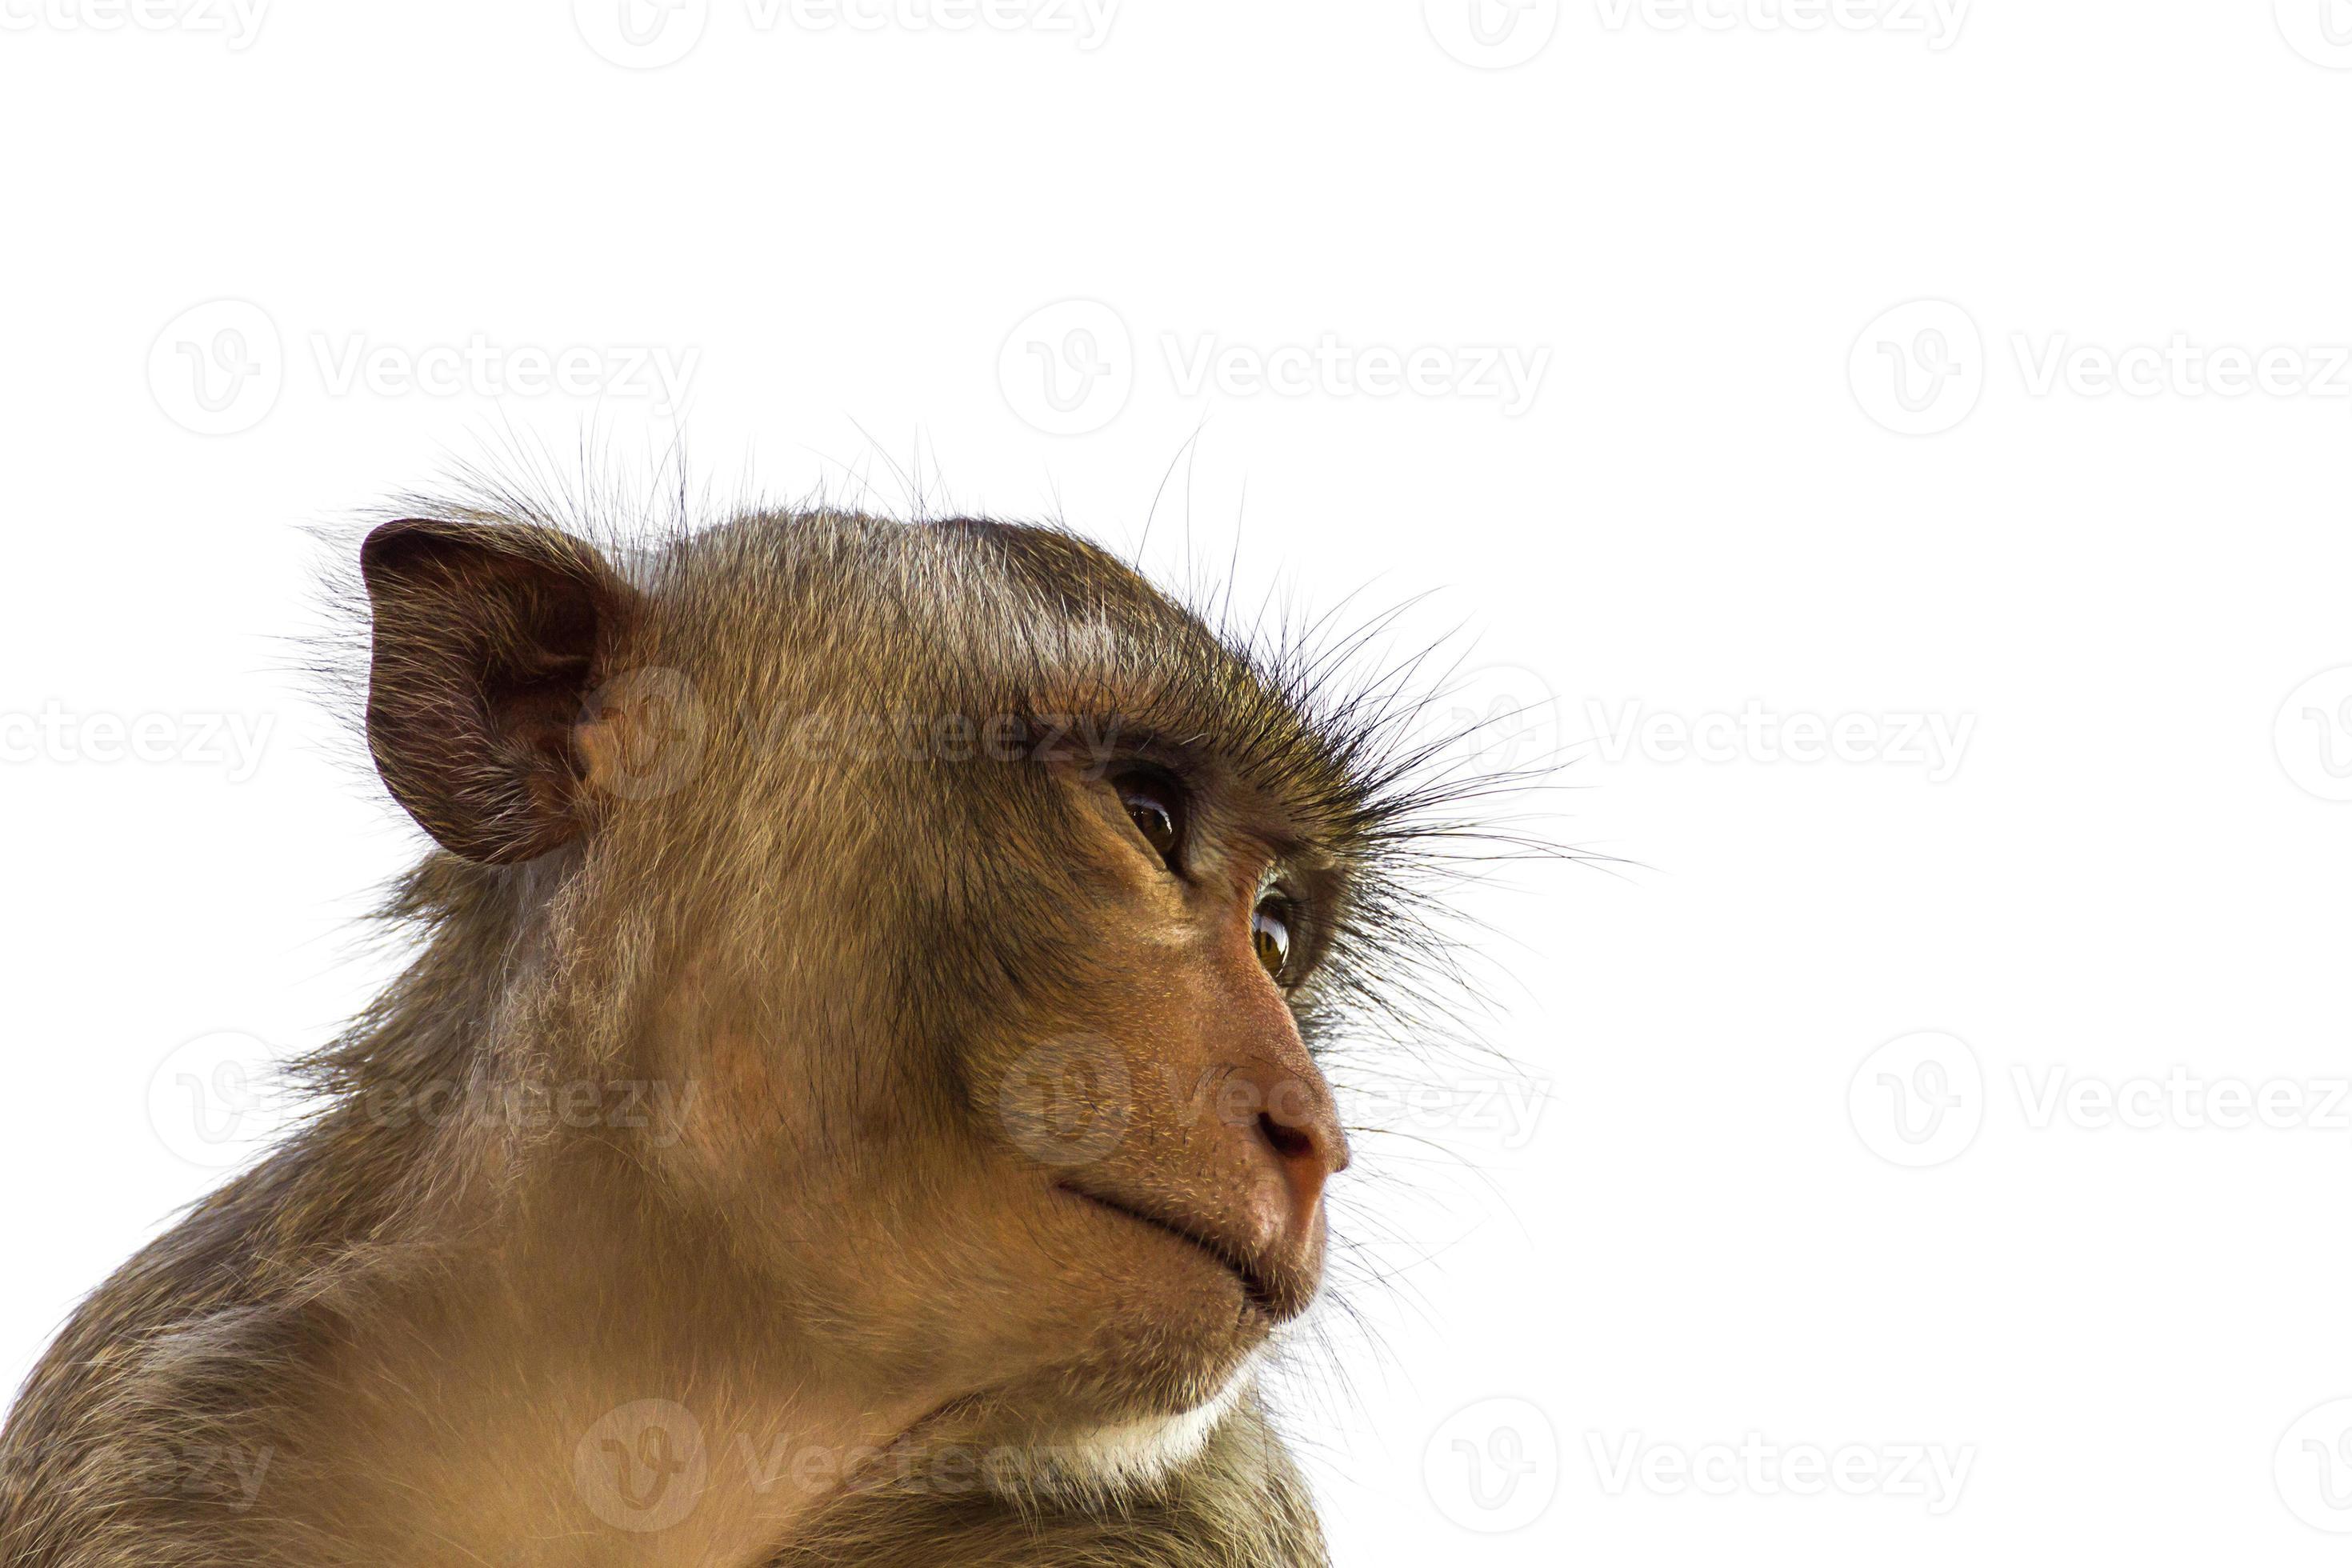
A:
[1256,1110,1318,1165]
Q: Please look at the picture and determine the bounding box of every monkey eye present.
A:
[1252,901,1293,983]
[1112,770,1186,870]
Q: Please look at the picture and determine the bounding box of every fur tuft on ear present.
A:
[359,518,638,864]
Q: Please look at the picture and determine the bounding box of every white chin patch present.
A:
[990,1360,1258,1502]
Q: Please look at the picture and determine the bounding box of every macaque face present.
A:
[634,711,1355,1448]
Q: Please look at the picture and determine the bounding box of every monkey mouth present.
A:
[1054,1184,1296,1320]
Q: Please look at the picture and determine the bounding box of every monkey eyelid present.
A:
[1090,735,1339,914]
[1106,763,1193,877]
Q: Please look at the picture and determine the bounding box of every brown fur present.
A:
[0,501,1513,1566]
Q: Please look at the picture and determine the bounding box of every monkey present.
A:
[0,495,1523,1566]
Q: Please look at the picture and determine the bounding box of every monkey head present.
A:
[358,507,1454,1490]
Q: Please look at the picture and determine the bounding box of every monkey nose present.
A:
[1255,1108,1346,1227]
[1223,1061,1349,1249]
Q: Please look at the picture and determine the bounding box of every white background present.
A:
[6,2,2352,1562]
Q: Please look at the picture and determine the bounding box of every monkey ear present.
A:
[359,518,640,865]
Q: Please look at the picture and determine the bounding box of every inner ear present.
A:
[360,518,640,865]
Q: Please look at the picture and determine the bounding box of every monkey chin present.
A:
[970,1351,1265,1506]
[913,1230,1296,1506]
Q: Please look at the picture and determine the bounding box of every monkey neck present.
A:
[295,1127,934,1563]
[258,863,923,1558]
